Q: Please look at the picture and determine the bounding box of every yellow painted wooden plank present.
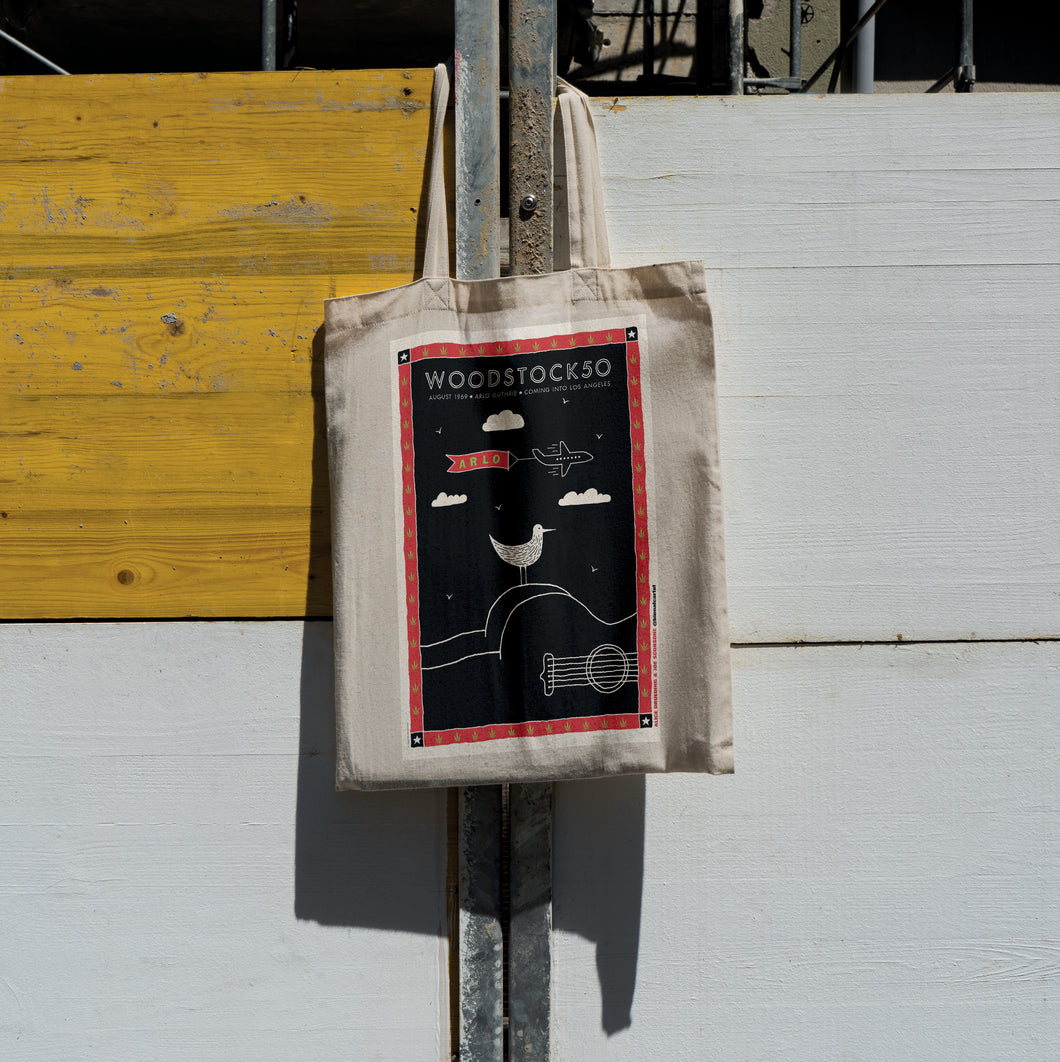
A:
[0,70,442,618]
[0,510,331,618]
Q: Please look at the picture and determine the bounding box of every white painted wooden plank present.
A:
[593,94,1060,174]
[553,641,1060,1061]
[715,268,1060,642]
[610,200,1058,268]
[605,168,1058,209]
[592,98,1060,641]
[0,622,448,1061]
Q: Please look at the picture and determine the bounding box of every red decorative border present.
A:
[399,326,652,749]
[397,363,424,733]
[422,712,648,747]
[626,334,655,728]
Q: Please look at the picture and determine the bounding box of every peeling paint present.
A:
[217,195,332,226]
[160,313,185,336]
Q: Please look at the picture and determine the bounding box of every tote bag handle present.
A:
[421,64,611,278]
[556,78,611,269]
[422,63,452,280]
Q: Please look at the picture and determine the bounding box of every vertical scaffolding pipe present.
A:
[509,4,556,1055]
[854,0,876,92]
[458,787,505,1062]
[456,0,501,281]
[728,0,744,94]
[956,0,975,91]
[789,0,802,82]
[508,782,553,1060]
[454,5,505,1057]
[802,0,892,93]
[261,0,277,70]
[509,0,556,275]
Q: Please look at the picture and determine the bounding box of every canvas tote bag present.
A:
[324,64,732,790]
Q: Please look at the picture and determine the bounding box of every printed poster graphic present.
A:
[396,326,654,749]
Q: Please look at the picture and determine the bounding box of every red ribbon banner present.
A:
[446,450,511,473]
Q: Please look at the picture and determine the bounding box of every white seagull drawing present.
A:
[489,524,553,585]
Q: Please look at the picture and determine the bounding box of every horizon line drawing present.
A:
[420,582,637,671]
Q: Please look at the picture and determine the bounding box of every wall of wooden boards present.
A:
[0,69,439,618]
[0,90,1057,1059]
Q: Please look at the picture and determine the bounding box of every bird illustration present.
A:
[489,524,553,585]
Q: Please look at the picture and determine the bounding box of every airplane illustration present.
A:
[531,440,594,477]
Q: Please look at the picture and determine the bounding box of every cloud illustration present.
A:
[558,488,611,506]
[431,492,467,508]
[483,409,525,432]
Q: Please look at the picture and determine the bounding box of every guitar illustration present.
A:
[419,583,642,730]
[540,643,637,697]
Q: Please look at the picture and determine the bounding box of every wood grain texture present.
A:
[0,70,437,618]
[553,640,1060,1060]
[5,89,1056,635]
[592,94,1060,642]
[0,621,449,1060]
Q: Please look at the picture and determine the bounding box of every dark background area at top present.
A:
[2,1,1058,89]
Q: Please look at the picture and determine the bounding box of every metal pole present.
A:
[456,0,501,281]
[728,0,744,94]
[508,4,555,1056]
[454,2,505,1057]
[508,781,552,1060]
[261,0,277,70]
[789,0,802,83]
[801,0,892,93]
[509,0,556,276]
[0,27,70,74]
[854,0,876,92]
[458,786,504,1062]
[956,0,975,91]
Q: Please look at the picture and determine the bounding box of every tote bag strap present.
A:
[557,78,611,269]
[423,66,607,276]
[422,63,451,279]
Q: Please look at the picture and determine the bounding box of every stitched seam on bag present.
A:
[425,278,450,310]
[571,269,598,304]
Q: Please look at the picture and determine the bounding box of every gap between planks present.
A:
[4,615,1057,651]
